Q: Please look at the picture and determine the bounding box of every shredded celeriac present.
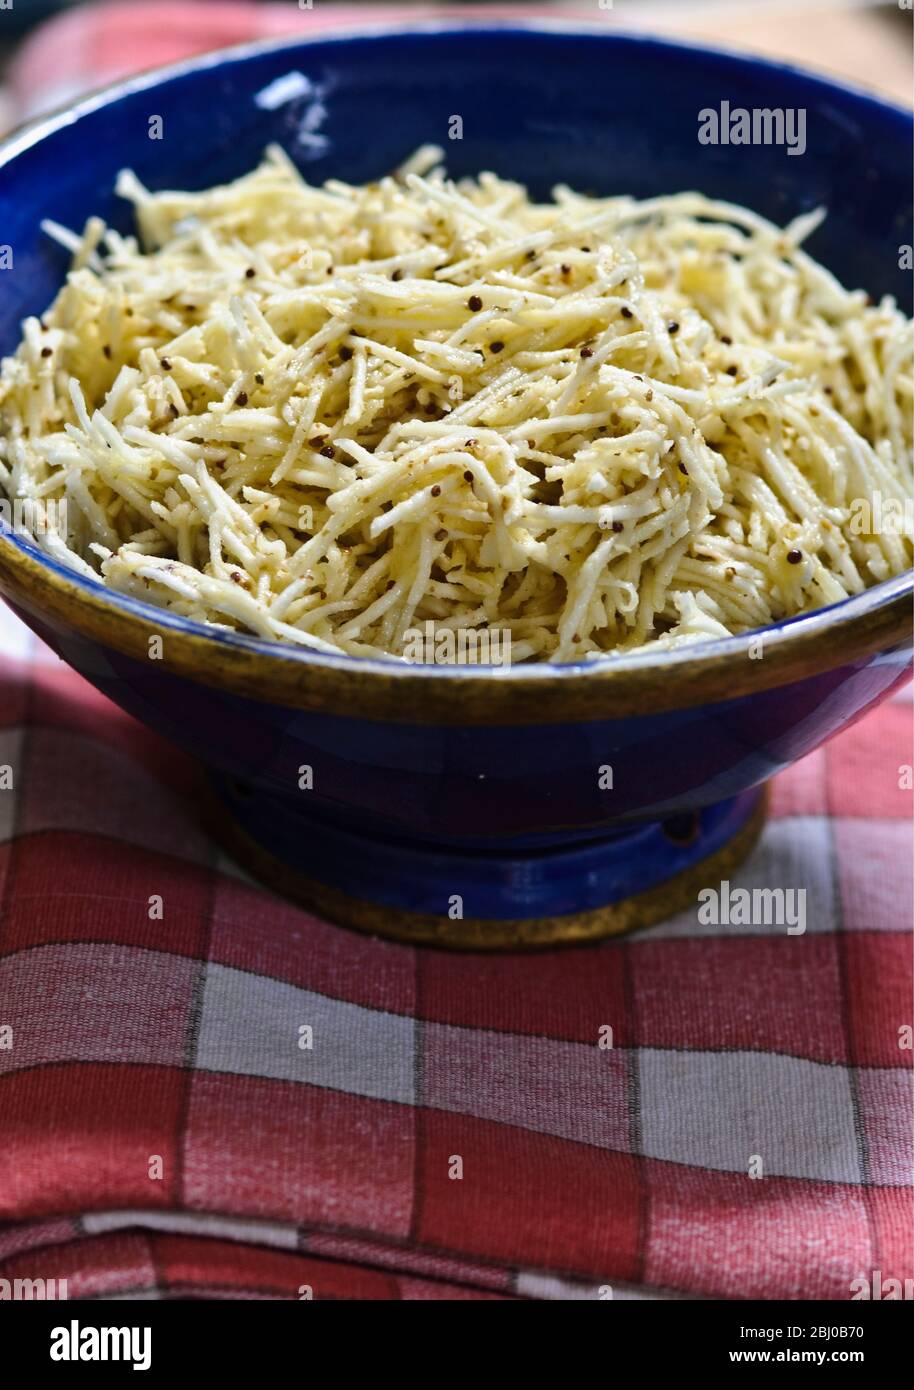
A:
[1,144,911,663]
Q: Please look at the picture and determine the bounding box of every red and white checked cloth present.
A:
[1,1,912,1302]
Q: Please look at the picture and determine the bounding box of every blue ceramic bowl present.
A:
[1,25,911,947]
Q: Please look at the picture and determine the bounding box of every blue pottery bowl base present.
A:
[208,773,769,949]
[4,589,907,949]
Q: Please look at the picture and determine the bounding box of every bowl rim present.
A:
[0,21,911,725]
[1,15,913,151]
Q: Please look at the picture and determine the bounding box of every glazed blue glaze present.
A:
[1,28,911,927]
[213,772,765,919]
[0,29,910,317]
[12,599,910,841]
[7,595,910,919]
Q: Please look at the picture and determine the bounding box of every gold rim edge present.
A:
[0,541,910,725]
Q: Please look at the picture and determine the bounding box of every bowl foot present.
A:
[206,778,768,950]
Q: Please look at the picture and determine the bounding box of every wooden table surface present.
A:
[630,1,912,107]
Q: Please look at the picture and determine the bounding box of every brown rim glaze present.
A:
[0,535,910,725]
